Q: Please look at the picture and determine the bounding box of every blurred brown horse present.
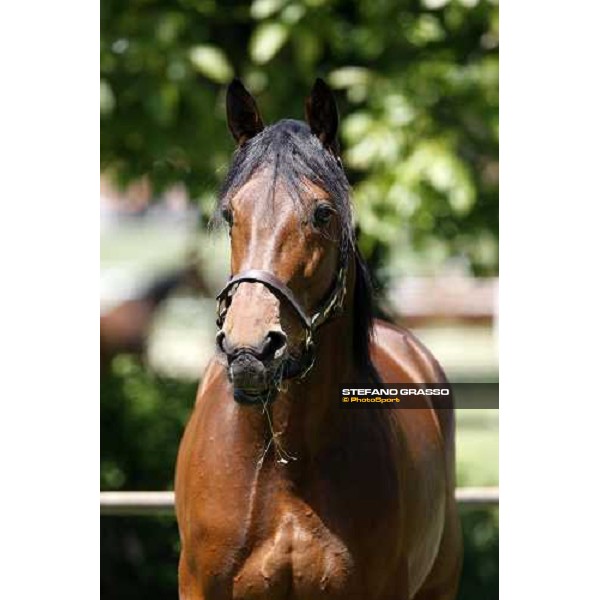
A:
[100,254,209,368]
[175,80,462,600]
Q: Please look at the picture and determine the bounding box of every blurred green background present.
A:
[101,0,498,276]
[101,0,498,598]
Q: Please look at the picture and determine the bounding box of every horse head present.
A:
[214,79,353,404]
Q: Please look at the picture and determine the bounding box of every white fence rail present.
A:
[100,487,498,516]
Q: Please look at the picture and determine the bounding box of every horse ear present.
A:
[305,78,339,154]
[226,79,264,146]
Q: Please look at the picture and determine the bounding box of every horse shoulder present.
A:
[371,319,456,455]
[370,320,458,595]
[370,319,446,384]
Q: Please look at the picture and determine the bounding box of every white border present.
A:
[0,2,99,597]
[501,1,600,597]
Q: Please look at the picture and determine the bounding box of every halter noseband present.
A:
[216,255,348,380]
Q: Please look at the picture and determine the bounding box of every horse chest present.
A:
[231,510,356,600]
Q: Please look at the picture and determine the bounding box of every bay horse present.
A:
[175,79,462,600]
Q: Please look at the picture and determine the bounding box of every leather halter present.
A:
[216,254,348,379]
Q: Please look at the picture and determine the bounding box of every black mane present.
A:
[216,119,379,382]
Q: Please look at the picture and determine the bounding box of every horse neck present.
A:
[269,257,360,458]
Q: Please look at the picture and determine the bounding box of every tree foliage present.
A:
[101,0,498,275]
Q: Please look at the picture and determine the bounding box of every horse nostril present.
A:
[259,331,287,361]
[217,329,286,362]
[216,330,229,355]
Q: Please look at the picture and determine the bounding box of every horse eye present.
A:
[221,208,233,226]
[312,203,334,228]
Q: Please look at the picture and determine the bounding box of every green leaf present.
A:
[249,22,289,64]
[421,0,450,9]
[407,15,446,46]
[189,45,234,83]
[250,0,286,20]
[100,79,115,115]
[328,67,372,89]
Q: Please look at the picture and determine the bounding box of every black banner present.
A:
[338,383,498,409]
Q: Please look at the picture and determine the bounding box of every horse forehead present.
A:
[232,176,307,230]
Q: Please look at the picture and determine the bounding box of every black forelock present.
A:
[215,119,353,245]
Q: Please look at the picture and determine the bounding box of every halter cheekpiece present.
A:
[216,253,348,379]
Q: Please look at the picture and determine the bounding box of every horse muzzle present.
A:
[216,330,288,404]
[229,352,269,399]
